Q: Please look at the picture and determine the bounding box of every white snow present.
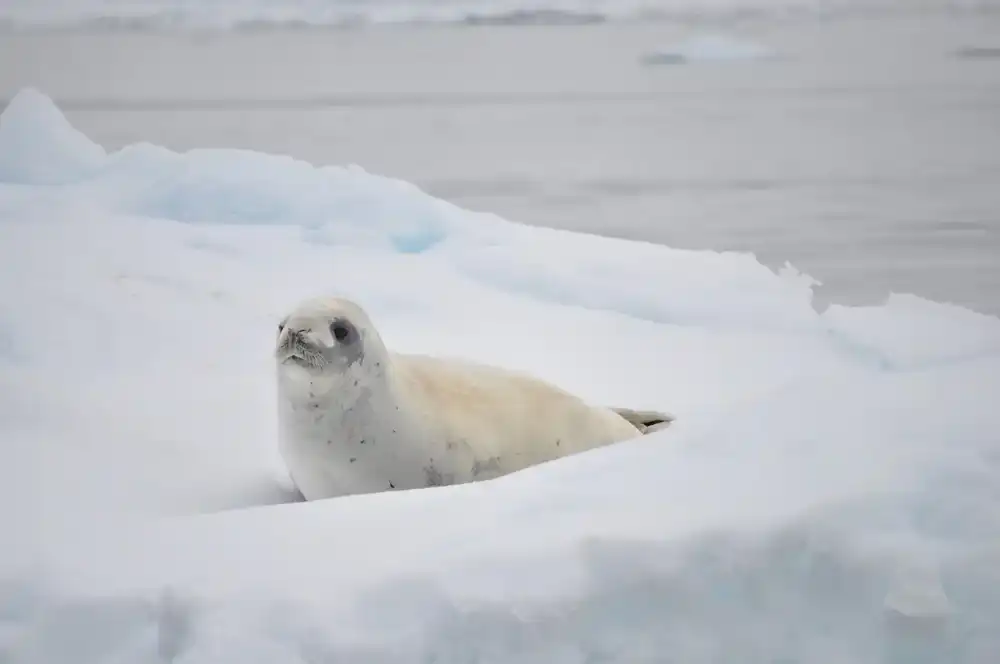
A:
[641,33,779,65]
[1,87,999,662]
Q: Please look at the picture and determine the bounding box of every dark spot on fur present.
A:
[376,362,381,368]
[360,439,366,445]
[350,457,356,463]
[388,481,395,489]
[424,465,444,487]
[353,380,358,387]
[446,441,455,450]
[392,429,396,434]
[327,439,332,445]
[310,403,319,410]
[556,439,561,447]
[472,456,502,478]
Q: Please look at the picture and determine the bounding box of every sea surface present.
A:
[1,12,999,313]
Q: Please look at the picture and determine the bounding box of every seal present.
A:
[274,295,674,501]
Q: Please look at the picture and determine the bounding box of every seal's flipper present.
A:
[611,407,675,434]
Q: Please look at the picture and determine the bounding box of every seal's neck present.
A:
[277,357,399,425]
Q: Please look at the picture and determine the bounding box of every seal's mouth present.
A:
[279,348,327,370]
[281,352,312,367]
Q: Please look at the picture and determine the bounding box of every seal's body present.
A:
[275,296,673,501]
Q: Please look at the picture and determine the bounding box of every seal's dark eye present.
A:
[331,323,350,342]
[277,322,285,334]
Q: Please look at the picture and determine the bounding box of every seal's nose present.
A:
[277,325,305,349]
[285,327,327,352]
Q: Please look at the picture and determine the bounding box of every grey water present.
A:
[1,13,999,315]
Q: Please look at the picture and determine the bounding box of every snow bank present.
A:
[1,88,999,662]
[2,0,997,30]
[640,33,779,65]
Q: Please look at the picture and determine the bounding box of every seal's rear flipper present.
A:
[611,407,675,434]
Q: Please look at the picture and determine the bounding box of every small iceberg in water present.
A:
[641,33,779,65]
[954,46,1000,60]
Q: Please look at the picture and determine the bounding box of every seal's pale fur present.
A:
[275,296,673,501]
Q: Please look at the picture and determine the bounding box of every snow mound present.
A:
[0,87,106,185]
[641,34,779,65]
[1,88,999,662]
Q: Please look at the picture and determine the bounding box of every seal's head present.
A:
[274,296,379,376]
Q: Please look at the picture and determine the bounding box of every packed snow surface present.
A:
[1,87,999,662]
[1,0,998,30]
